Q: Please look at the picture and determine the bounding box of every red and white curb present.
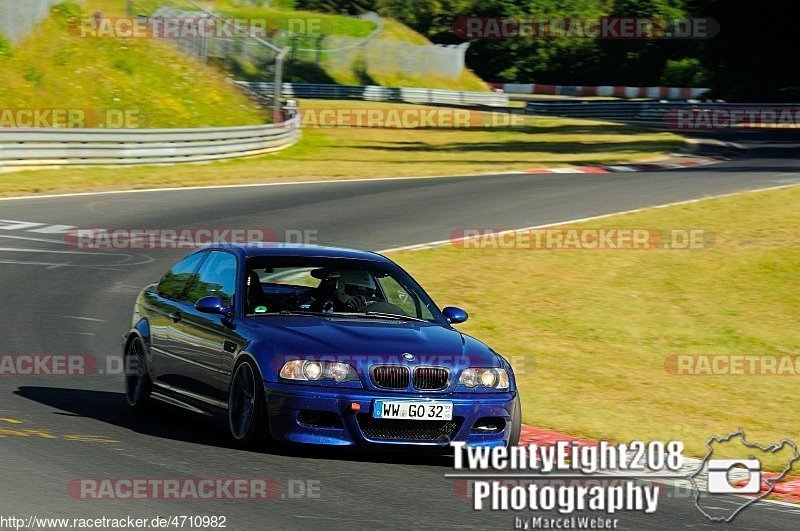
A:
[510,156,722,175]
[490,83,710,100]
[519,425,800,503]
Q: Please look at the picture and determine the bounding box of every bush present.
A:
[297,0,376,15]
[24,67,44,85]
[660,58,709,88]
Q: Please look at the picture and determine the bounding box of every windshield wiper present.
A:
[260,310,429,323]
[362,311,429,323]
[277,310,328,316]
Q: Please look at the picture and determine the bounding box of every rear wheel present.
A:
[228,358,268,447]
[124,337,152,410]
[507,395,522,447]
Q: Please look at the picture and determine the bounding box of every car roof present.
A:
[207,242,392,263]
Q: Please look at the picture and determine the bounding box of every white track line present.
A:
[0,247,119,256]
[0,151,732,203]
[378,183,800,254]
[0,171,528,203]
[59,315,106,323]
[0,234,68,245]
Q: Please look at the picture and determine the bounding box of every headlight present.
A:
[280,360,359,383]
[459,367,509,389]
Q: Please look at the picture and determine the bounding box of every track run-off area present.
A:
[1,133,799,529]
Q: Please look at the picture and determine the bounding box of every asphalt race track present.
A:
[1,134,799,529]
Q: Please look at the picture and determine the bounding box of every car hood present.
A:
[243,315,499,377]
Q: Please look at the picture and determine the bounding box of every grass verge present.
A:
[0,99,684,197]
[390,185,800,470]
[0,2,266,128]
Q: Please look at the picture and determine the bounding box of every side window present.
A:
[157,252,207,301]
[185,251,238,306]
[377,275,434,320]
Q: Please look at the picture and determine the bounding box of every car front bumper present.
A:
[264,382,516,448]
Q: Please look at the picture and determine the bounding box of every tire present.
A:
[124,336,152,410]
[228,358,268,447]
[507,395,522,447]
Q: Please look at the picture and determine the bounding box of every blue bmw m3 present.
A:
[124,244,521,449]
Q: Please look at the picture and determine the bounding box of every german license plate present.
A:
[373,400,453,420]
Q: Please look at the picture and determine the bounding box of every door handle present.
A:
[169,311,182,323]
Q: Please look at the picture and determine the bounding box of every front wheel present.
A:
[507,395,522,447]
[124,337,152,410]
[228,358,268,447]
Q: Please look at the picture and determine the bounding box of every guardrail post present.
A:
[273,47,289,122]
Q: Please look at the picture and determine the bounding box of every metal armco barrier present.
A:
[237,82,509,107]
[524,101,800,130]
[0,0,62,43]
[0,118,301,168]
[493,83,710,100]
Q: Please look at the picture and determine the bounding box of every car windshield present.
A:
[244,256,442,323]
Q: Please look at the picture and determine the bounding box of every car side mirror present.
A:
[195,295,233,317]
[442,306,468,324]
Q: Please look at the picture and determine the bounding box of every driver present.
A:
[312,269,377,312]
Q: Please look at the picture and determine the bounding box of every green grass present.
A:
[390,185,800,471]
[126,0,377,37]
[40,1,487,90]
[219,5,376,38]
[378,18,431,45]
[0,2,266,128]
[326,68,489,92]
[0,99,684,197]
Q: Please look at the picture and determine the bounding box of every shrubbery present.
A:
[295,0,795,100]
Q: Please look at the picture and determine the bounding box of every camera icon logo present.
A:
[706,459,762,494]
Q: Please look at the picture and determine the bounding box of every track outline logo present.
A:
[689,429,799,522]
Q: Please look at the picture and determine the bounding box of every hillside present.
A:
[131,0,488,90]
[0,2,268,128]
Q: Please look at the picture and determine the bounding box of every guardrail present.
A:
[0,117,301,168]
[0,0,62,43]
[524,100,799,130]
[237,82,509,107]
[493,83,710,100]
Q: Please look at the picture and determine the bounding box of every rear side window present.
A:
[184,251,238,306]
[157,252,206,301]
